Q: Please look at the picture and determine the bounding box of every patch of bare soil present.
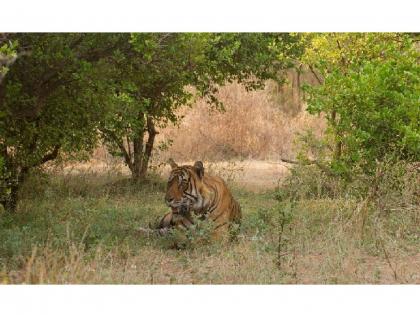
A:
[232,160,290,190]
[60,159,291,191]
[293,251,420,284]
[158,160,290,191]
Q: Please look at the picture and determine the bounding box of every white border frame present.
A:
[1,0,419,32]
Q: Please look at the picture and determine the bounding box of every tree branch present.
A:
[101,129,133,171]
[280,158,300,164]
[22,144,61,172]
[36,145,60,166]
[144,116,158,159]
[308,65,323,85]
[280,157,337,177]
[336,39,348,69]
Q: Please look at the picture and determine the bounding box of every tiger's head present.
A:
[165,159,205,216]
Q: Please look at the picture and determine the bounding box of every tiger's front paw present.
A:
[136,227,154,237]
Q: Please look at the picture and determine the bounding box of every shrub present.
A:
[304,33,420,178]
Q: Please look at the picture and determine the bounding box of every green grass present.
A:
[0,170,418,284]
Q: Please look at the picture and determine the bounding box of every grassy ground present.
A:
[0,169,419,284]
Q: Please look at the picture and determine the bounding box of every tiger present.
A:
[138,159,242,240]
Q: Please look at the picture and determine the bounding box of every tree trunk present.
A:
[295,65,302,112]
[3,181,19,213]
[140,116,157,178]
[1,145,59,213]
[1,167,28,213]
[130,116,158,181]
[131,131,144,181]
[331,110,343,160]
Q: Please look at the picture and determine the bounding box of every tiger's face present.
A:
[165,159,204,215]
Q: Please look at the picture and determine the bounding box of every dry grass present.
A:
[64,78,324,179]
[156,81,325,162]
[1,78,418,284]
[0,165,418,284]
[58,159,290,191]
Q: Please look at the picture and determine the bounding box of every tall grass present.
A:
[0,77,417,284]
[84,78,324,168]
[274,160,419,283]
[156,81,325,162]
[0,165,418,284]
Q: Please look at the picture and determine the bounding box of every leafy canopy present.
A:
[100,33,302,172]
[303,33,420,176]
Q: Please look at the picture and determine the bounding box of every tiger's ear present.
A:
[168,158,178,169]
[193,161,204,179]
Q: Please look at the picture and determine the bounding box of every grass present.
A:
[0,167,419,284]
[157,81,325,162]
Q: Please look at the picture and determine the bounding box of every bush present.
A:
[304,33,420,178]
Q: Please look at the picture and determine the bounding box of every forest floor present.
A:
[0,161,419,284]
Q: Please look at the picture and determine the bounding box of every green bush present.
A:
[304,34,420,178]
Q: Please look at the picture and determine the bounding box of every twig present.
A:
[308,65,323,85]
[378,238,398,281]
[279,157,299,164]
[280,157,337,177]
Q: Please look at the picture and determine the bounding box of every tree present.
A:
[0,33,130,212]
[0,35,19,85]
[100,33,302,181]
[0,32,303,211]
[99,33,207,180]
[0,34,19,184]
[302,33,419,177]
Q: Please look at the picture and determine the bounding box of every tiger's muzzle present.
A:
[171,204,189,216]
[166,198,190,216]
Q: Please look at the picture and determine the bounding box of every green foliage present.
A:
[303,33,420,177]
[100,33,203,150]
[193,33,303,103]
[0,38,18,82]
[0,33,304,209]
[2,34,128,159]
[0,33,130,211]
[101,33,303,179]
[159,219,217,250]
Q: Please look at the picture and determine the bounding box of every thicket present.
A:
[273,33,420,245]
[301,33,419,179]
[0,33,302,213]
